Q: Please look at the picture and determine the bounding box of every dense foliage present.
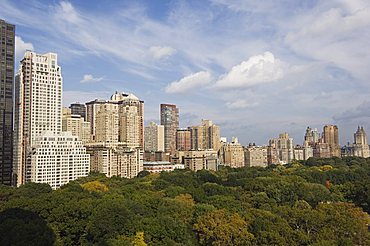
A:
[0,157,369,245]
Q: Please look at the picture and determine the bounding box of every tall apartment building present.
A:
[322,124,340,157]
[13,51,89,187]
[189,120,220,151]
[62,108,91,144]
[86,92,144,148]
[304,127,320,147]
[342,126,370,158]
[70,102,86,120]
[0,20,15,185]
[31,132,90,189]
[160,104,179,154]
[220,137,245,168]
[244,144,268,167]
[268,133,294,165]
[176,129,191,151]
[85,92,144,179]
[183,150,218,171]
[144,121,164,152]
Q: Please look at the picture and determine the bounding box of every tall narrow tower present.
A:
[14,51,63,186]
[322,124,340,157]
[160,104,179,154]
[0,20,15,185]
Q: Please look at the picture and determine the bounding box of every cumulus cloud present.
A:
[15,36,34,60]
[149,46,176,60]
[165,71,212,93]
[215,52,285,89]
[80,74,103,83]
[225,99,258,109]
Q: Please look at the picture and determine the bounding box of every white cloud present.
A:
[15,36,34,60]
[215,52,285,89]
[149,46,176,60]
[225,99,258,109]
[165,71,212,93]
[80,74,103,83]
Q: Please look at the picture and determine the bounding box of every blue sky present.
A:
[1,0,370,145]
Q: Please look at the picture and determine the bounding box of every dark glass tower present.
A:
[70,102,86,120]
[0,20,15,185]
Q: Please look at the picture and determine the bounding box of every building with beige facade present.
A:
[322,124,340,157]
[62,107,91,144]
[144,121,164,152]
[85,92,144,178]
[268,133,294,165]
[244,144,268,167]
[13,51,90,187]
[220,137,245,168]
[189,120,221,151]
[183,150,218,171]
[341,126,370,158]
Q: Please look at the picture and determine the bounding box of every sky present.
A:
[1,0,370,146]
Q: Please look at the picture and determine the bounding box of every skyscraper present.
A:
[14,51,90,187]
[176,129,191,151]
[144,122,164,152]
[189,120,221,151]
[322,124,340,157]
[70,103,86,120]
[160,104,179,154]
[268,133,294,165]
[0,20,15,185]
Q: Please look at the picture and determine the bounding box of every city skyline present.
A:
[1,0,370,145]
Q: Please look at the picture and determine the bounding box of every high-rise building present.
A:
[144,121,164,152]
[220,137,245,168]
[86,92,144,148]
[160,104,179,154]
[0,20,15,185]
[14,51,89,187]
[31,132,90,189]
[85,92,144,179]
[304,127,320,147]
[189,120,220,151]
[62,108,91,144]
[176,129,191,151]
[183,150,218,171]
[342,126,370,158]
[322,124,340,157]
[70,103,86,120]
[268,133,294,165]
[244,144,268,167]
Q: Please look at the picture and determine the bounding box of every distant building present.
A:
[87,143,143,178]
[143,161,184,173]
[341,126,370,158]
[62,108,91,144]
[0,19,15,185]
[313,142,331,158]
[183,150,219,171]
[244,144,268,167]
[176,129,191,151]
[70,103,86,120]
[321,125,341,157]
[160,104,179,154]
[144,151,170,162]
[220,137,245,168]
[189,120,221,151]
[31,132,90,189]
[294,144,313,160]
[304,126,320,147]
[144,122,164,152]
[268,133,294,165]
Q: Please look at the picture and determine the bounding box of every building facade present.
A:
[70,103,86,120]
[322,124,341,157]
[189,120,220,151]
[0,20,15,185]
[30,132,90,189]
[244,145,268,167]
[220,137,245,168]
[268,133,294,165]
[62,108,91,144]
[160,104,179,154]
[183,150,218,171]
[144,121,164,152]
[176,129,191,151]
